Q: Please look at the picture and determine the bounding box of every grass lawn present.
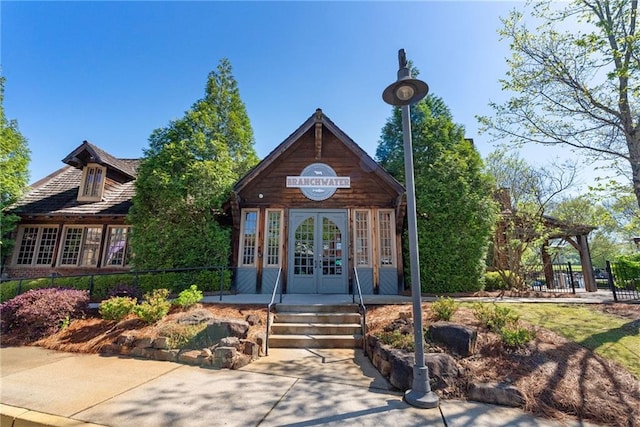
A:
[491,303,640,378]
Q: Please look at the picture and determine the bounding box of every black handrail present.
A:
[353,267,367,351]
[265,268,282,356]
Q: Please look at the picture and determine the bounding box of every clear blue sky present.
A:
[2,1,588,188]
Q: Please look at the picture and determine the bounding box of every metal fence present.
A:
[0,266,236,303]
[528,263,581,294]
[605,260,640,302]
[527,261,640,302]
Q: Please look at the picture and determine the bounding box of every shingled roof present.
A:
[62,141,137,179]
[12,143,139,217]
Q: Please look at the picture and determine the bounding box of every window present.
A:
[78,163,106,202]
[354,210,371,266]
[103,226,131,267]
[14,226,59,266]
[377,210,396,267]
[264,209,283,267]
[58,226,103,267]
[239,209,258,266]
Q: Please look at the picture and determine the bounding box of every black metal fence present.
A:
[605,260,640,302]
[528,263,581,294]
[0,266,236,303]
[527,261,640,302]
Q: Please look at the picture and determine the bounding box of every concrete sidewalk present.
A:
[0,346,599,427]
[201,288,618,306]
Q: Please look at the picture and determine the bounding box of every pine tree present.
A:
[129,59,258,269]
[377,94,497,293]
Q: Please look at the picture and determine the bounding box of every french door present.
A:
[288,210,348,293]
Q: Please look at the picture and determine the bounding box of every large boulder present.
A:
[206,318,249,341]
[381,339,461,392]
[468,382,525,407]
[175,309,216,325]
[428,321,477,357]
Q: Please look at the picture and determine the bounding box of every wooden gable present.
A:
[232,109,405,211]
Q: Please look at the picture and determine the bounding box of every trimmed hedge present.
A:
[0,268,233,303]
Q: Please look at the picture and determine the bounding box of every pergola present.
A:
[492,189,598,292]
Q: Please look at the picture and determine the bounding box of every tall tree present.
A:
[129,59,258,270]
[478,1,640,209]
[377,94,497,293]
[0,76,30,270]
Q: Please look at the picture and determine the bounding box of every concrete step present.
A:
[276,304,360,313]
[271,322,362,335]
[275,312,362,324]
[268,334,363,349]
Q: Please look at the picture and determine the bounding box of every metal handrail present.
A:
[352,267,367,351]
[265,268,282,356]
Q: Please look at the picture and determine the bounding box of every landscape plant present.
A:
[133,288,171,324]
[473,302,519,332]
[173,285,203,309]
[431,296,457,321]
[376,329,415,352]
[158,322,208,349]
[499,324,535,349]
[98,296,137,322]
[0,288,88,341]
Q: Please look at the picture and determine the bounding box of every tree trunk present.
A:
[626,130,640,209]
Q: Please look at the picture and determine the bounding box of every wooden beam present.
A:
[314,108,323,160]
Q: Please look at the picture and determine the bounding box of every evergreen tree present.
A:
[129,59,258,269]
[377,94,497,293]
[0,76,30,270]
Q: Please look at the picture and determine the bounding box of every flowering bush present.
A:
[0,288,89,341]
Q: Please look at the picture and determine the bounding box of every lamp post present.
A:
[382,49,439,409]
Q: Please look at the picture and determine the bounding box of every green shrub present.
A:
[612,254,640,291]
[500,324,536,349]
[158,322,208,349]
[473,303,519,332]
[431,296,457,321]
[376,330,415,352]
[99,296,137,322]
[173,285,203,309]
[133,288,171,324]
[484,271,512,291]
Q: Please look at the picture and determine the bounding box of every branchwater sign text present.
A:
[286,163,351,201]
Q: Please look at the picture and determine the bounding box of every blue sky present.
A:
[2,1,589,188]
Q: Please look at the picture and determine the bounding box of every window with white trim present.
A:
[58,226,103,267]
[77,163,106,202]
[377,210,396,267]
[354,210,371,266]
[13,226,59,266]
[264,209,283,267]
[103,226,131,267]
[239,209,259,266]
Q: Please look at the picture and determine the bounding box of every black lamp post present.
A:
[382,49,439,409]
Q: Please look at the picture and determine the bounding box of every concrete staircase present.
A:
[268,304,363,349]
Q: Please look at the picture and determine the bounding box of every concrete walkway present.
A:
[0,346,600,427]
[201,288,618,305]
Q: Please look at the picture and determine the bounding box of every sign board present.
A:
[286,163,351,201]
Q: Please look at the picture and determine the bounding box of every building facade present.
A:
[227,109,407,295]
[4,110,408,295]
[3,141,136,279]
